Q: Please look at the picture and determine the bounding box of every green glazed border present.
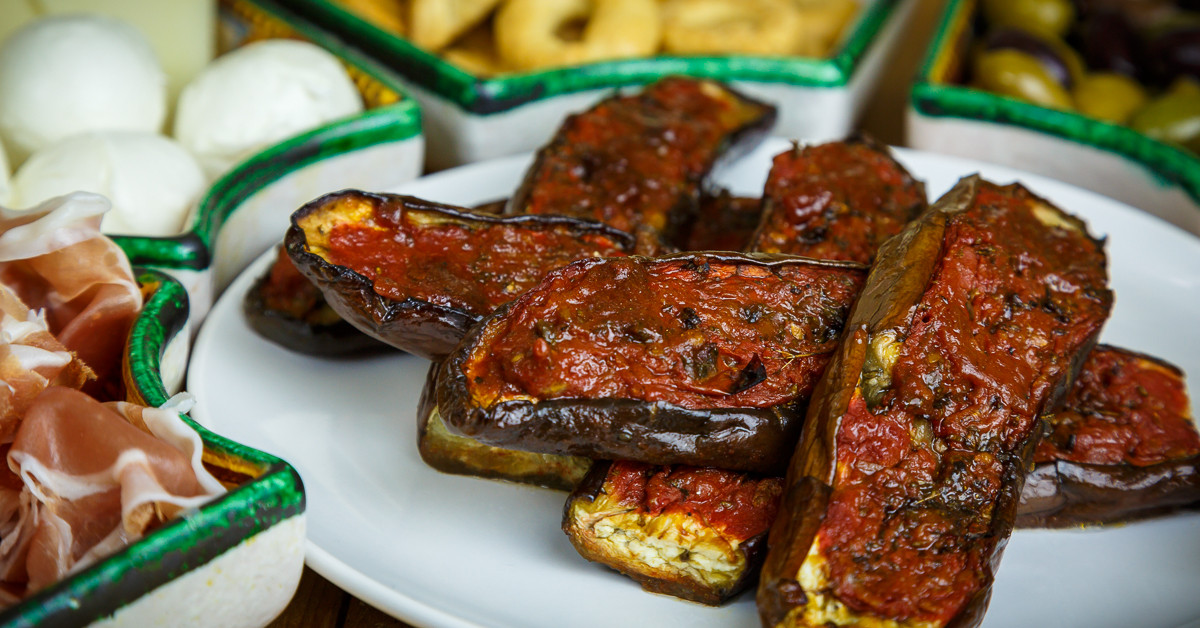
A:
[0,269,305,627]
[115,0,423,272]
[279,0,901,114]
[909,0,1200,205]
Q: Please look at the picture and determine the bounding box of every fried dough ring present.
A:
[333,0,406,35]
[661,0,802,56]
[793,0,859,57]
[495,0,662,71]
[410,0,503,51]
[441,22,512,76]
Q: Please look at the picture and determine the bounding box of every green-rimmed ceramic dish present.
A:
[278,0,917,169]
[112,0,424,322]
[0,268,306,628]
[908,0,1200,235]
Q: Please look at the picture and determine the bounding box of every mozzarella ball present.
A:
[13,132,205,237]
[174,39,363,179]
[0,139,10,206]
[0,15,167,163]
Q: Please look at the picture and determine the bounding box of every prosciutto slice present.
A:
[2,387,224,596]
[0,193,142,400]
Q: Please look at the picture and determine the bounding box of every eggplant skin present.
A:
[415,361,590,491]
[285,190,636,361]
[758,176,1112,628]
[1017,456,1200,527]
[437,252,866,475]
[563,461,779,606]
[242,246,390,357]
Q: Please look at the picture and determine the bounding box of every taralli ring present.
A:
[410,0,502,51]
[495,0,662,71]
[661,0,803,56]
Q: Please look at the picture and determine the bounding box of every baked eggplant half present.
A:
[438,252,866,474]
[680,190,763,252]
[243,244,389,356]
[416,361,591,491]
[506,77,776,239]
[285,190,636,360]
[1020,345,1200,527]
[747,136,927,263]
[564,460,783,605]
[758,176,1112,628]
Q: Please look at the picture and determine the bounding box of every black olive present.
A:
[1148,25,1200,84]
[983,27,1081,89]
[1079,10,1145,79]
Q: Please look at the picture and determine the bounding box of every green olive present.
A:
[1073,73,1149,124]
[982,0,1075,39]
[1131,79,1200,153]
[974,49,1074,110]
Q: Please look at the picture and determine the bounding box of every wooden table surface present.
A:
[267,1,946,625]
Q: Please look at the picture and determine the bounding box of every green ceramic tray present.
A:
[909,0,1200,209]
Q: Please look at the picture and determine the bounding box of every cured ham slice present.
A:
[0,193,142,400]
[2,387,223,596]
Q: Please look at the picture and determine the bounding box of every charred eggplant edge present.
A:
[285,190,637,361]
[437,251,866,475]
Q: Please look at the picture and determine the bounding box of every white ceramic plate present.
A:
[188,139,1200,628]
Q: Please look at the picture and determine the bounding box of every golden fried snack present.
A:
[333,0,406,35]
[661,0,803,56]
[495,0,662,71]
[793,0,859,57]
[441,21,512,76]
[410,0,503,51]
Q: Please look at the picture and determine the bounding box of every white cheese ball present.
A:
[0,139,10,206]
[0,15,167,164]
[174,39,364,179]
[13,132,205,237]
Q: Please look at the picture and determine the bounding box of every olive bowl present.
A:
[907,0,1200,234]
[0,268,306,628]
[275,0,917,170]
[109,0,424,324]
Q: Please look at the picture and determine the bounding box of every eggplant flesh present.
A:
[507,76,776,240]
[758,176,1112,628]
[285,190,636,360]
[563,461,782,605]
[415,361,590,491]
[438,252,866,474]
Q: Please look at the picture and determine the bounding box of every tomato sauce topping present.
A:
[1036,347,1200,467]
[817,182,1112,623]
[749,140,926,263]
[260,245,330,321]
[603,461,783,543]
[516,77,771,235]
[321,203,630,316]
[464,255,864,410]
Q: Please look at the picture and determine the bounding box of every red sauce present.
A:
[260,245,328,320]
[322,203,629,315]
[749,140,926,264]
[1036,347,1200,466]
[517,77,770,235]
[464,255,864,410]
[604,461,782,543]
[817,182,1112,623]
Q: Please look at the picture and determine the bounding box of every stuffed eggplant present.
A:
[680,190,763,252]
[757,176,1112,628]
[285,191,636,360]
[563,461,783,605]
[416,361,591,491]
[1020,345,1200,527]
[438,252,866,474]
[506,77,776,240]
[243,245,390,356]
[747,136,927,263]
